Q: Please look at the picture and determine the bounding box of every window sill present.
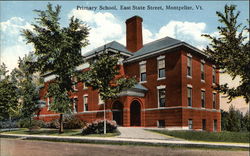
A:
[157,107,167,109]
[98,103,104,105]
[157,77,166,81]
[201,80,205,83]
[187,76,192,79]
[140,81,147,84]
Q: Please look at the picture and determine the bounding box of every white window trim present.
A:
[187,84,192,88]
[157,57,166,80]
[187,86,192,107]
[157,55,165,60]
[139,60,147,65]
[98,93,104,105]
[83,94,88,112]
[212,92,216,110]
[83,83,88,90]
[73,96,78,113]
[187,53,192,57]
[47,97,50,111]
[139,61,147,83]
[188,119,193,130]
[201,90,206,108]
[187,55,192,78]
[201,59,205,63]
[157,85,166,108]
[201,62,205,82]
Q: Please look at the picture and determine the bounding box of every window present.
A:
[83,95,88,112]
[72,76,78,91]
[83,83,88,90]
[157,86,166,107]
[47,97,50,110]
[157,58,165,79]
[98,93,104,105]
[188,119,193,130]
[213,93,216,109]
[212,67,216,84]
[213,120,217,132]
[157,120,165,128]
[202,119,206,131]
[201,62,205,81]
[201,90,206,108]
[72,97,78,113]
[187,55,192,77]
[140,62,146,82]
[187,87,192,107]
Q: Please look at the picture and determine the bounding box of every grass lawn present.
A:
[148,130,249,143]
[2,128,120,137]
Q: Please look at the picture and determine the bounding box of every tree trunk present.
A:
[59,113,64,133]
[29,117,32,129]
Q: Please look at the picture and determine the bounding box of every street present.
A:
[0,138,248,156]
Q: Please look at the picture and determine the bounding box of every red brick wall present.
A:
[37,47,221,132]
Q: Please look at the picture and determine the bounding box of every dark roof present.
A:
[83,41,133,57]
[127,36,182,60]
[83,36,205,62]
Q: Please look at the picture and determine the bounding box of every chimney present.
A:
[126,16,143,52]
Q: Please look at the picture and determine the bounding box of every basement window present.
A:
[157,120,165,128]
[188,119,193,130]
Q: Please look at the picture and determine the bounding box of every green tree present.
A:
[0,63,19,121]
[11,54,41,128]
[22,3,89,133]
[203,5,250,102]
[79,52,137,133]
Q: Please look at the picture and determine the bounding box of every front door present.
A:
[130,101,141,126]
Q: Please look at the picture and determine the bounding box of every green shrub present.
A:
[63,115,86,129]
[82,120,117,135]
[18,118,46,128]
[45,115,86,129]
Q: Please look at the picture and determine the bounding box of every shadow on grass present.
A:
[3,128,120,137]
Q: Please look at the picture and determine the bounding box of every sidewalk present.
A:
[1,132,249,149]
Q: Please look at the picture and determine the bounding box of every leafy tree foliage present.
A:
[79,52,137,102]
[221,106,249,132]
[22,3,89,133]
[0,63,19,121]
[10,54,41,127]
[203,5,250,102]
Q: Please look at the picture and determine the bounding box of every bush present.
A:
[82,120,117,135]
[45,115,86,129]
[0,121,19,129]
[63,115,86,129]
[18,118,46,128]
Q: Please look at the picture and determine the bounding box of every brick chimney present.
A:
[126,16,143,52]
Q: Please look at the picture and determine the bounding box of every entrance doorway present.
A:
[112,101,123,126]
[130,100,141,126]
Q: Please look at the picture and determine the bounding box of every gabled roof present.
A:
[83,36,206,62]
[131,36,182,58]
[125,36,205,62]
[83,41,133,58]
